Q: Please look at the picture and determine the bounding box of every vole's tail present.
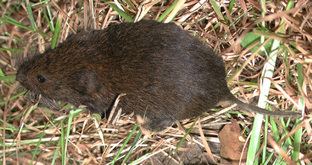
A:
[218,94,301,117]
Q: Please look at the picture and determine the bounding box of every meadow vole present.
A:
[16,20,300,131]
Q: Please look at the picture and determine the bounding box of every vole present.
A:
[16,20,300,131]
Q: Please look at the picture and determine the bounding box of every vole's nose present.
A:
[16,70,31,90]
[16,70,26,83]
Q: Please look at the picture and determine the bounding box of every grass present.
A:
[102,0,134,22]
[0,0,311,164]
[246,1,293,163]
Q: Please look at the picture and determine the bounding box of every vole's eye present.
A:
[37,75,46,83]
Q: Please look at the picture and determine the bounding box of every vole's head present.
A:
[16,46,105,111]
[16,52,57,98]
[16,48,80,101]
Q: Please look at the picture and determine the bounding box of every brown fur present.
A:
[16,20,300,131]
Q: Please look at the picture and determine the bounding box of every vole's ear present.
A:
[72,70,101,95]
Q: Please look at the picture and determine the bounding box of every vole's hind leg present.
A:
[217,94,237,108]
[137,114,175,132]
[217,99,233,107]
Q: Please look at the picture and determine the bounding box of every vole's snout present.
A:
[15,70,30,90]
[16,70,25,83]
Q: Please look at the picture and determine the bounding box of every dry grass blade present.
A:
[107,93,126,123]
[197,121,216,163]
[164,0,186,23]
[134,0,161,22]
[267,134,296,165]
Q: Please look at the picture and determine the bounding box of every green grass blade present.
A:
[209,0,225,21]
[157,0,178,22]
[246,23,279,165]
[269,117,280,141]
[60,120,65,165]
[0,47,23,53]
[176,120,196,150]
[291,63,304,161]
[31,127,48,163]
[163,0,186,23]
[0,75,15,83]
[0,91,26,106]
[61,108,83,165]
[1,15,34,31]
[261,115,269,163]
[23,0,37,30]
[228,0,236,13]
[51,15,62,49]
[102,0,134,22]
[246,0,296,163]
[51,140,61,165]
[121,130,143,164]
[41,0,55,31]
[112,124,138,164]
[0,119,19,133]
[246,115,263,164]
